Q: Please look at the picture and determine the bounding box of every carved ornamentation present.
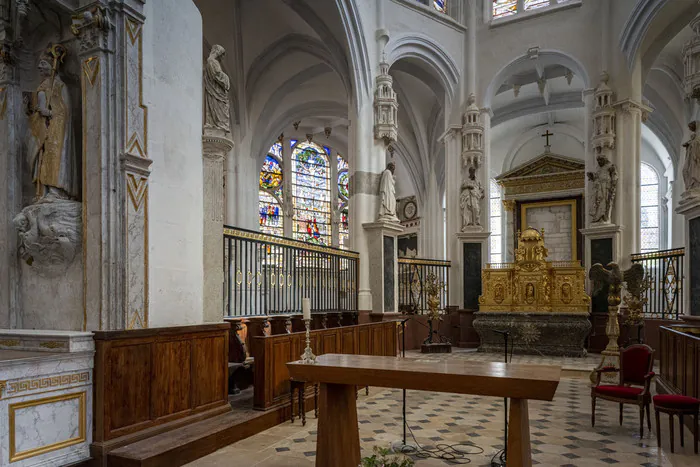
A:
[71,7,109,52]
[378,162,399,223]
[13,200,81,276]
[497,154,585,197]
[5,372,90,397]
[461,93,483,170]
[502,199,516,212]
[587,154,618,224]
[204,45,231,134]
[682,120,700,195]
[683,16,700,103]
[373,58,398,144]
[479,228,590,313]
[460,166,484,231]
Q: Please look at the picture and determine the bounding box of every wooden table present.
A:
[287,354,560,467]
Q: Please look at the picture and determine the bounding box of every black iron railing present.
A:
[397,257,450,314]
[223,226,359,317]
[630,248,684,320]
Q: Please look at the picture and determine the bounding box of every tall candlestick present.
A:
[302,298,311,321]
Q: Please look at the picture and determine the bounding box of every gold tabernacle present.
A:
[478,227,590,313]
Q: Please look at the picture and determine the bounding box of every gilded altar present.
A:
[479,228,590,314]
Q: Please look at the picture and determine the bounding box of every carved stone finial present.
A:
[71,7,109,52]
[374,57,398,144]
[324,126,332,138]
[305,133,313,142]
[293,121,301,130]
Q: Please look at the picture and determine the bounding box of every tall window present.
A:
[489,179,503,263]
[258,143,284,237]
[640,163,660,252]
[433,0,447,13]
[492,0,574,20]
[258,139,350,248]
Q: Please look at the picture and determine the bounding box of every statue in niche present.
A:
[460,166,484,230]
[26,44,78,202]
[378,161,399,223]
[204,44,231,134]
[683,120,700,192]
[15,44,82,276]
[587,154,618,224]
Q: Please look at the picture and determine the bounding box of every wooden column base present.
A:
[316,383,361,467]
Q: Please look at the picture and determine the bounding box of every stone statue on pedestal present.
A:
[204,44,230,134]
[587,154,618,224]
[460,166,484,231]
[683,121,700,192]
[378,162,399,223]
[26,44,78,202]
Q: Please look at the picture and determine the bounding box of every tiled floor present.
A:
[187,352,698,467]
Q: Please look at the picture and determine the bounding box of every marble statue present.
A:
[587,154,618,224]
[460,166,484,230]
[683,121,700,192]
[204,44,231,133]
[26,45,78,202]
[378,162,399,223]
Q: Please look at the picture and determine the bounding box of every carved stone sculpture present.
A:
[204,44,231,134]
[683,121,700,192]
[26,45,78,202]
[587,154,618,224]
[13,200,81,276]
[378,162,399,223]
[460,166,484,230]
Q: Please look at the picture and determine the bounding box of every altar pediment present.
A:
[496,152,585,196]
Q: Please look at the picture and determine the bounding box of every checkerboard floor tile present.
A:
[186,353,697,467]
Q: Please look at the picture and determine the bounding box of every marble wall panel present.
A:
[525,205,573,261]
[690,217,700,316]
[383,236,395,312]
[463,243,482,309]
[590,238,613,314]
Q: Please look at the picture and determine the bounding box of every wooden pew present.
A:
[252,321,398,410]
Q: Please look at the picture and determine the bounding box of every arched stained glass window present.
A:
[491,0,571,19]
[489,179,502,263]
[493,0,517,18]
[337,154,350,249]
[433,0,447,13]
[258,144,284,237]
[640,163,659,252]
[292,141,331,245]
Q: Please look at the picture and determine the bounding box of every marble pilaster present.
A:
[362,221,404,314]
[443,125,463,306]
[202,133,233,323]
[72,2,151,330]
[456,231,490,310]
[676,197,700,316]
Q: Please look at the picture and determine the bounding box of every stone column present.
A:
[362,221,404,314]
[443,126,462,306]
[0,37,22,328]
[72,2,151,330]
[502,199,516,261]
[203,132,233,323]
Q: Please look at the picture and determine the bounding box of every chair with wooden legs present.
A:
[653,394,699,454]
[591,344,655,437]
[290,379,319,426]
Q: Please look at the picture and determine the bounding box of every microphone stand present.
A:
[400,317,409,446]
[491,330,510,467]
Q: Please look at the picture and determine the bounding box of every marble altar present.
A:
[0,330,93,466]
[473,228,591,356]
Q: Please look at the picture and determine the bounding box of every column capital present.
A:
[614,98,653,121]
[438,124,462,143]
[203,133,234,155]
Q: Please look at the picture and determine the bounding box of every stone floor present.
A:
[187,352,698,467]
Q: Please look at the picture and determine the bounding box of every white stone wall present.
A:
[143,0,205,326]
[525,205,573,261]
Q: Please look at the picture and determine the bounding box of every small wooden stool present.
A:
[290,379,318,426]
[653,394,699,454]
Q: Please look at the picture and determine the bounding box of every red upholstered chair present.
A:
[653,394,699,454]
[591,344,655,437]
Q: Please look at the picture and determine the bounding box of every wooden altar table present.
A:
[287,354,560,467]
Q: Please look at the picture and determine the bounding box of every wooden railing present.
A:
[223,226,359,317]
[630,248,684,320]
[397,258,450,313]
[658,325,700,399]
[251,321,398,410]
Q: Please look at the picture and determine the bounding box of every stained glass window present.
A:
[338,154,350,249]
[489,179,502,263]
[258,144,284,236]
[493,0,517,18]
[292,142,331,245]
[640,163,659,253]
[433,0,447,13]
[524,0,549,11]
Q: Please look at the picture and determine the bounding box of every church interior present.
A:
[4,0,700,466]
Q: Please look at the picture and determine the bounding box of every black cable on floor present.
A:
[396,417,484,465]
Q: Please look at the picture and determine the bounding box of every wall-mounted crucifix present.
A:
[542,130,553,152]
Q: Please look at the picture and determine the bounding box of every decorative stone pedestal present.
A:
[456,231,490,310]
[202,131,233,323]
[677,195,700,317]
[362,221,404,314]
[472,312,591,357]
[0,330,94,467]
[581,223,622,314]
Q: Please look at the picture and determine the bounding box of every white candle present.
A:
[302,298,311,321]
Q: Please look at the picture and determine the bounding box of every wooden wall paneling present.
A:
[272,337,293,403]
[358,326,371,355]
[152,340,192,420]
[340,327,357,354]
[107,342,153,438]
[192,335,228,409]
[383,322,397,356]
[370,325,384,356]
